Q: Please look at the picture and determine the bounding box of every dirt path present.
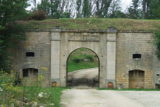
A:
[63,68,160,107]
[67,68,98,80]
[61,89,144,107]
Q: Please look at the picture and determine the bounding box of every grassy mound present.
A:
[20,18,160,32]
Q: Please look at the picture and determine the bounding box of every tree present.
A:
[142,0,151,18]
[50,0,60,18]
[155,32,160,59]
[109,0,124,18]
[0,0,28,71]
[76,0,82,17]
[127,0,142,19]
[37,0,50,15]
[37,0,63,18]
[82,0,91,17]
[32,0,37,9]
[95,0,113,17]
[147,0,160,18]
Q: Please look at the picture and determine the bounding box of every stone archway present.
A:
[51,30,117,88]
[129,70,145,89]
[66,48,100,87]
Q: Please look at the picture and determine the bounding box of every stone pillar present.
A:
[60,33,69,87]
[51,32,61,86]
[106,34,117,88]
[99,34,107,88]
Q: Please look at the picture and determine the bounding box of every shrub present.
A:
[155,32,160,59]
[73,58,81,63]
[29,10,46,20]
[85,55,94,62]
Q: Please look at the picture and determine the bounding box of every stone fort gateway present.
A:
[13,27,160,89]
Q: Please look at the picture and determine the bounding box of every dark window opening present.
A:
[26,52,35,57]
[23,69,29,77]
[133,54,141,59]
[30,69,38,77]
[23,68,38,77]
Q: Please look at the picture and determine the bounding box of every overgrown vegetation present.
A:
[21,18,160,32]
[155,32,160,59]
[67,48,98,72]
[0,0,28,71]
[0,71,65,107]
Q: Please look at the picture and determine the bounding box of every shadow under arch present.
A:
[129,69,145,89]
[66,47,100,88]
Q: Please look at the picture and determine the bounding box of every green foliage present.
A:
[0,71,66,107]
[149,0,160,19]
[23,18,160,32]
[155,32,160,59]
[68,61,98,72]
[0,0,27,71]
[73,58,81,63]
[82,0,91,17]
[29,10,46,20]
[0,0,28,25]
[127,0,142,19]
[0,71,23,106]
[37,0,51,15]
[37,0,70,19]
[95,0,113,17]
[85,55,94,62]
[23,87,65,107]
[109,0,123,18]
[128,0,160,19]
[61,12,71,18]
[67,48,98,72]
[76,0,82,17]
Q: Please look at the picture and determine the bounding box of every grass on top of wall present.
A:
[19,18,160,32]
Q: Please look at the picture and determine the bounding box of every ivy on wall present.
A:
[155,32,160,59]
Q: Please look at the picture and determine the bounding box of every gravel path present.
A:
[67,68,98,80]
[64,68,160,107]
[118,91,160,107]
[61,89,144,107]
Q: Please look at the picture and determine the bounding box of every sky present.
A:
[28,0,132,12]
[121,0,132,12]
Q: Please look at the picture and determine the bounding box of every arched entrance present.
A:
[51,31,117,88]
[66,48,100,88]
[129,70,145,88]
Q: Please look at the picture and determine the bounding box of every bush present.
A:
[73,58,81,63]
[29,10,46,20]
[155,32,160,59]
[85,55,94,62]
[0,71,23,106]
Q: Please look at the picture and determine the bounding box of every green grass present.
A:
[67,48,98,72]
[0,85,66,107]
[19,18,160,32]
[68,61,98,72]
[52,87,66,107]
[23,87,66,107]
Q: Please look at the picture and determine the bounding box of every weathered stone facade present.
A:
[12,28,160,89]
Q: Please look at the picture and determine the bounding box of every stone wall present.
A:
[116,33,155,89]
[13,32,51,87]
[12,30,160,88]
